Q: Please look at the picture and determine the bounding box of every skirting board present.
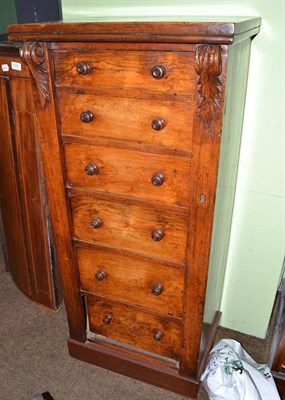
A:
[67,311,222,398]
[68,338,199,398]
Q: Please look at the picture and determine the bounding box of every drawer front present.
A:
[87,296,181,359]
[65,143,191,207]
[77,246,184,317]
[59,93,193,149]
[71,196,188,264]
[54,50,195,95]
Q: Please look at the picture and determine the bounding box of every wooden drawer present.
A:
[54,50,195,96]
[64,143,191,207]
[87,296,181,360]
[77,246,184,317]
[71,196,188,264]
[59,93,193,149]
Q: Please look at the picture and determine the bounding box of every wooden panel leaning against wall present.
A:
[0,42,61,310]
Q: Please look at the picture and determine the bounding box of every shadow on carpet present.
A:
[31,392,54,400]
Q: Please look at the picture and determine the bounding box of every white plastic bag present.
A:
[201,339,280,400]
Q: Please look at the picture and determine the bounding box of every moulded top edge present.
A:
[8,18,261,44]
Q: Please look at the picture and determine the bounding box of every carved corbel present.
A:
[195,45,222,134]
[20,42,51,109]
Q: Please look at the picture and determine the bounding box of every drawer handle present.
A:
[151,172,165,187]
[151,65,166,79]
[95,269,106,281]
[77,62,91,75]
[152,228,165,242]
[153,330,163,341]
[91,218,102,229]
[85,163,100,176]
[80,110,94,123]
[152,118,165,131]
[152,283,164,296]
[103,314,112,325]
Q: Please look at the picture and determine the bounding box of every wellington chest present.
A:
[8,19,261,397]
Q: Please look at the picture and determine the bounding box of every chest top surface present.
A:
[8,18,261,44]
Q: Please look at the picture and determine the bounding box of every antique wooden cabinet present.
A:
[8,19,260,397]
[0,42,60,309]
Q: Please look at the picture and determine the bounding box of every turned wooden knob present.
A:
[91,218,102,229]
[151,65,166,79]
[152,283,164,296]
[85,163,100,176]
[80,110,94,123]
[151,228,165,242]
[103,314,112,325]
[153,330,163,341]
[151,172,165,186]
[152,118,165,131]
[95,269,106,281]
[76,62,91,75]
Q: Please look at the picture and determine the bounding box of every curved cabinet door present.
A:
[0,45,61,309]
[0,77,31,297]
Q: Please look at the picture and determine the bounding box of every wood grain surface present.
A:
[0,55,29,78]
[8,19,261,44]
[10,78,58,309]
[64,143,191,207]
[179,44,227,377]
[87,295,181,359]
[8,19,260,396]
[77,246,184,317]
[0,78,31,296]
[20,43,86,340]
[70,195,188,264]
[59,93,194,149]
[54,50,195,95]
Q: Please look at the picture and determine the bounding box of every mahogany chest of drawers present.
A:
[8,19,260,397]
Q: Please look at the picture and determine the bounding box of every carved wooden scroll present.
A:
[20,42,51,109]
[195,45,222,134]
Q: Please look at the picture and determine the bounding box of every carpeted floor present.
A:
[0,244,275,400]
